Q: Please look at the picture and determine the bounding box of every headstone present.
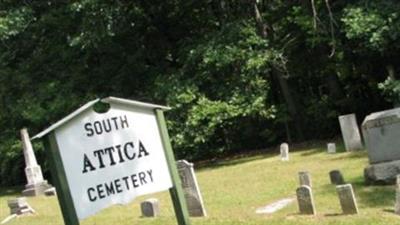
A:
[329,170,345,185]
[177,160,207,217]
[298,171,312,187]
[327,143,336,154]
[362,108,400,184]
[20,128,52,196]
[336,184,359,215]
[395,175,400,215]
[296,185,316,215]
[338,114,363,151]
[44,187,56,196]
[280,143,289,161]
[7,198,35,215]
[140,198,160,217]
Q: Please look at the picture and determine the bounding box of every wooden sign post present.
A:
[33,97,190,225]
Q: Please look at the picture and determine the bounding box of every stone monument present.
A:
[362,108,400,184]
[280,143,289,161]
[21,128,52,196]
[338,114,363,151]
[177,160,207,217]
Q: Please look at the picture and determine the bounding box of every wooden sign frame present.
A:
[37,99,190,225]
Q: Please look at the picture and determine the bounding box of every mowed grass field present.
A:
[1,143,399,225]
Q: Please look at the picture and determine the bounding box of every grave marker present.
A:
[280,143,289,161]
[327,143,336,154]
[336,184,359,215]
[7,198,35,215]
[177,160,207,217]
[338,114,363,151]
[329,170,345,185]
[363,108,400,184]
[296,185,316,215]
[20,128,52,196]
[141,198,160,217]
[298,171,312,187]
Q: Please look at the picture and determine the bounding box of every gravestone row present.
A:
[279,142,338,162]
[296,170,358,215]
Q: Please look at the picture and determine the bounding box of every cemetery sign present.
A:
[33,97,190,225]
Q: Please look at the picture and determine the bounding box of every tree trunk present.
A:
[386,64,396,79]
[252,0,304,141]
[326,72,345,100]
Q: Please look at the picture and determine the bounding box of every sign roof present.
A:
[32,96,170,139]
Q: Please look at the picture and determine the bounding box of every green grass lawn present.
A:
[1,143,399,225]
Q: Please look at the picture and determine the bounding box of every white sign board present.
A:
[53,103,172,220]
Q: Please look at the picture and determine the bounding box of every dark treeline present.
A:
[0,0,399,186]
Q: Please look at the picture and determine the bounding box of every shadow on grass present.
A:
[349,177,395,208]
[0,186,22,196]
[197,153,272,171]
[330,151,368,161]
[299,148,322,157]
[383,209,394,213]
[324,213,342,217]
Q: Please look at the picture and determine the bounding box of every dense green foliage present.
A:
[0,0,398,185]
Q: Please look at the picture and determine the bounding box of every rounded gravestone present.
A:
[327,143,336,154]
[336,184,359,215]
[329,170,345,185]
[298,171,312,187]
[296,185,316,215]
[141,198,160,217]
[280,143,289,161]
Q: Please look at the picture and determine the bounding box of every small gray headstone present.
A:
[327,143,336,154]
[298,171,312,187]
[140,198,160,217]
[44,187,56,196]
[280,143,289,161]
[296,185,316,215]
[7,198,35,215]
[336,184,358,215]
[177,160,207,217]
[339,114,363,151]
[330,170,345,185]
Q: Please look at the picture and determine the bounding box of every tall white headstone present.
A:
[280,143,289,161]
[21,128,51,196]
[338,114,363,151]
